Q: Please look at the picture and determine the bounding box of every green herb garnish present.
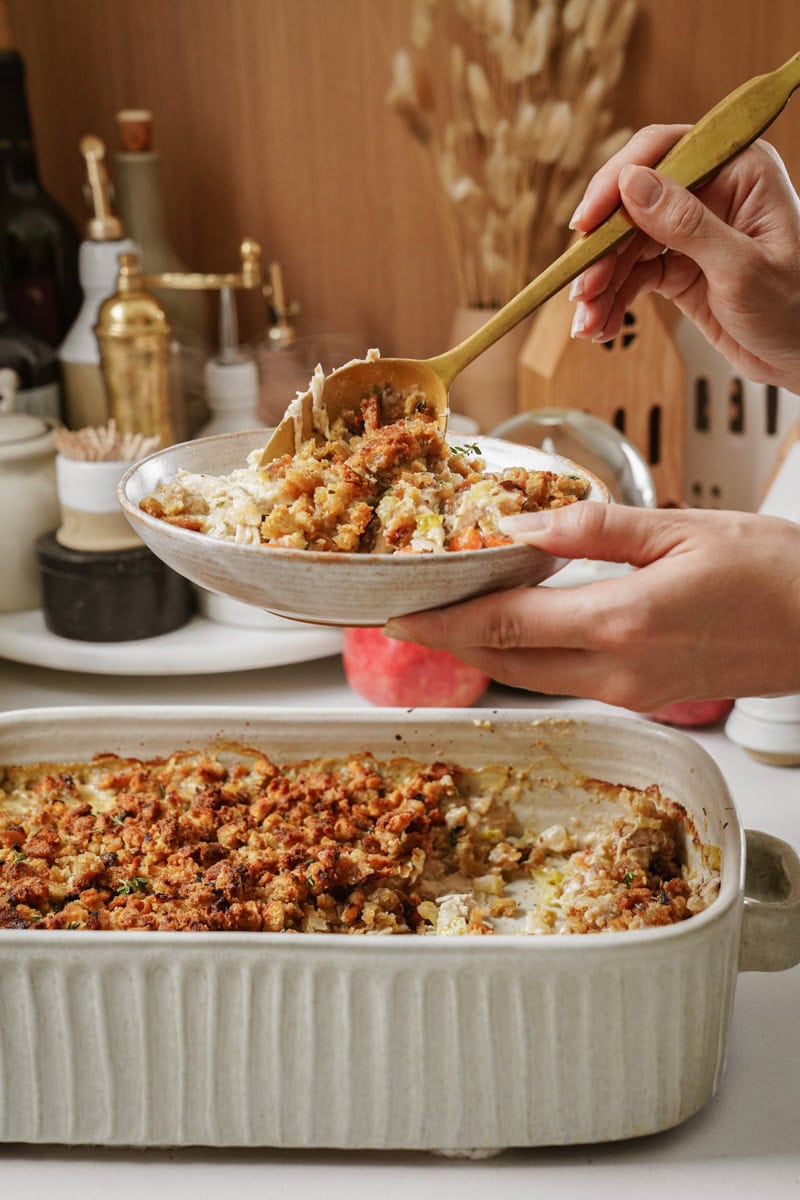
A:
[622,871,634,886]
[449,442,481,456]
[116,876,149,895]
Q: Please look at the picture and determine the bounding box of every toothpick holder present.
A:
[55,454,141,552]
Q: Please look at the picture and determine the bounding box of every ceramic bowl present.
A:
[118,430,609,626]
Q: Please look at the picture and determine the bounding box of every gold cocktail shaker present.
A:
[95,252,172,446]
[95,239,262,447]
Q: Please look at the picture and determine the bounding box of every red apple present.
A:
[644,699,734,728]
[342,627,490,708]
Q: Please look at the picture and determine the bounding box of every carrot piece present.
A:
[449,527,483,551]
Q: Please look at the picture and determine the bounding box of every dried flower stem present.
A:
[386,0,636,307]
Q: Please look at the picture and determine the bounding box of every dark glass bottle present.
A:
[0,48,80,346]
[0,270,60,418]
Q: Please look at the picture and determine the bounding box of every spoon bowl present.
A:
[262,356,450,460]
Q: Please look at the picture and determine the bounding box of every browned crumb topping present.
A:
[139,385,591,554]
[0,750,718,935]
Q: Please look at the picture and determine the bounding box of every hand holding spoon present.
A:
[259,51,800,466]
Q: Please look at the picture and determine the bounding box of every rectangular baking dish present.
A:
[0,705,798,1152]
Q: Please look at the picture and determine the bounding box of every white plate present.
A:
[0,609,342,676]
[543,558,634,588]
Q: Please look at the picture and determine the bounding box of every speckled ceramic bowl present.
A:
[118,430,609,626]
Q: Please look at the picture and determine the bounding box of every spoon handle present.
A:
[426,50,800,388]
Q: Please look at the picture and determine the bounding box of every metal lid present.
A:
[95,252,171,337]
[489,409,657,508]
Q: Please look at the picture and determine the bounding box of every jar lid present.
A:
[0,412,50,445]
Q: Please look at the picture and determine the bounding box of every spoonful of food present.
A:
[259,51,800,465]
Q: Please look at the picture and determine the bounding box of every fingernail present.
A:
[568,200,585,229]
[499,512,552,538]
[570,302,588,338]
[568,275,584,300]
[383,621,412,643]
[620,164,663,209]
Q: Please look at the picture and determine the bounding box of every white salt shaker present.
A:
[197,287,263,438]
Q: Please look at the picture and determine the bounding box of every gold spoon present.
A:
[259,51,800,465]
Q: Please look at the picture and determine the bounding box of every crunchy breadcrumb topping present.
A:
[139,383,590,553]
[0,749,719,935]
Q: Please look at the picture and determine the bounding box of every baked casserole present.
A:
[0,746,719,934]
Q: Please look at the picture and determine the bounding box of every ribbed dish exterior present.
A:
[0,909,740,1149]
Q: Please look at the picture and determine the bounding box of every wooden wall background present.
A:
[8,0,800,358]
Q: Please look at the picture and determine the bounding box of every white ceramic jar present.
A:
[0,412,59,611]
[726,694,800,765]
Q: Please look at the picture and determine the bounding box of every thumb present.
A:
[619,163,739,275]
[499,501,686,568]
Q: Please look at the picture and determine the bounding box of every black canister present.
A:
[35,531,193,642]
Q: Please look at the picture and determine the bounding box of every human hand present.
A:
[383,502,800,711]
[568,125,800,392]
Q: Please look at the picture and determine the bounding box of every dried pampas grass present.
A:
[387,0,637,307]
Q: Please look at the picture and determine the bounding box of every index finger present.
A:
[386,583,604,655]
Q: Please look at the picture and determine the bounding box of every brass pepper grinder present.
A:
[95,239,262,447]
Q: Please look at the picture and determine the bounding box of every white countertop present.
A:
[1,651,798,1199]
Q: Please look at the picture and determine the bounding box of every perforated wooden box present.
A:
[518,290,686,505]
[675,317,800,511]
[518,291,800,512]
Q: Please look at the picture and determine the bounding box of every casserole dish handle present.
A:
[739,829,800,972]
